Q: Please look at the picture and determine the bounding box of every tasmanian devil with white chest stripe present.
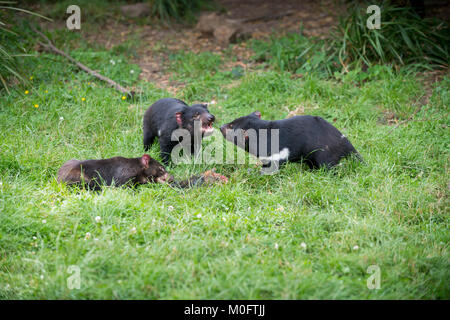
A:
[143,98,215,166]
[220,111,362,172]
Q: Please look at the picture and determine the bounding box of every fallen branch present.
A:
[31,25,134,98]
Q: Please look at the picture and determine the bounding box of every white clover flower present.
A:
[59,116,64,121]
[109,59,116,65]
[196,213,202,218]
[95,216,101,223]
[40,275,44,280]
[222,217,226,222]
[85,232,91,240]
[353,245,359,250]
[42,219,47,224]
[32,236,37,240]
[300,242,307,249]
[274,243,279,250]
[130,227,137,234]
[167,206,174,211]
[130,69,134,74]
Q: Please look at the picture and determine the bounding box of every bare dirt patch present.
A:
[77,0,345,90]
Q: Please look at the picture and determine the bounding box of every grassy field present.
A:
[0,19,449,299]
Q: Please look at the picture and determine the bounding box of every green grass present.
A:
[0,25,449,299]
[251,30,339,77]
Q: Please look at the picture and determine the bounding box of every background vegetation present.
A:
[252,2,449,76]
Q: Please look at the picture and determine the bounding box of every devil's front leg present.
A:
[260,159,287,175]
[159,137,178,166]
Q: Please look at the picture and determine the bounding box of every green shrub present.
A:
[252,2,449,77]
[330,1,449,71]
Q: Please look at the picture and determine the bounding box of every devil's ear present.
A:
[141,154,151,168]
[175,112,183,126]
[201,103,208,109]
[253,111,261,118]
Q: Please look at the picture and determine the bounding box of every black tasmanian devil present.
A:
[57,154,173,189]
[220,111,362,171]
[143,98,215,165]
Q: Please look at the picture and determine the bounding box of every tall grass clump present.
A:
[252,2,449,77]
[330,1,449,71]
[0,1,50,93]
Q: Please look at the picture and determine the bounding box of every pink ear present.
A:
[175,112,183,126]
[141,154,151,167]
[254,111,261,118]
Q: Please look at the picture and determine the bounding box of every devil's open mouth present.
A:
[156,173,173,184]
[202,121,214,135]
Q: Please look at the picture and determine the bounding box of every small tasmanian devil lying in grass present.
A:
[57,154,173,190]
[58,154,228,190]
[143,98,215,166]
[220,111,362,173]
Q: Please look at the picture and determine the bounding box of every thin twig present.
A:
[31,25,134,98]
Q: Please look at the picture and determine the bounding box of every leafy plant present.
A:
[330,1,449,71]
[252,2,449,77]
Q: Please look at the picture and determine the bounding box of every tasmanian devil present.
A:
[143,98,215,165]
[57,154,173,190]
[220,111,362,172]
